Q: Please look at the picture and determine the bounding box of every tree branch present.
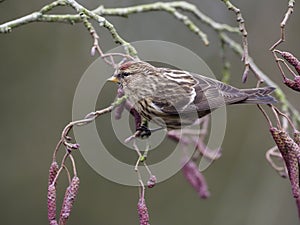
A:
[1,0,298,123]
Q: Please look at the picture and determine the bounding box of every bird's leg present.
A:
[136,125,151,138]
[124,119,151,143]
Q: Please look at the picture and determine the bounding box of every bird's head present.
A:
[107,61,153,84]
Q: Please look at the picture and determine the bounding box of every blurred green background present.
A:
[1,0,300,224]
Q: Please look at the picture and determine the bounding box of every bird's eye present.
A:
[121,72,131,77]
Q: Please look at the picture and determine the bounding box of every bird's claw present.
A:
[136,125,151,138]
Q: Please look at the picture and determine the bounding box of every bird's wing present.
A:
[150,69,248,114]
[191,72,248,111]
[149,69,198,114]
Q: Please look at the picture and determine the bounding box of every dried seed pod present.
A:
[59,176,80,225]
[47,184,57,224]
[279,51,300,75]
[48,161,59,186]
[137,197,150,225]
[181,158,210,199]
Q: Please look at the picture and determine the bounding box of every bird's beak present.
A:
[107,76,119,83]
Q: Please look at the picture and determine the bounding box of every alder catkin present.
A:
[181,158,210,199]
[47,184,57,224]
[59,176,80,225]
[137,197,150,225]
[278,130,300,198]
[280,51,300,75]
[48,161,59,186]
[147,175,156,188]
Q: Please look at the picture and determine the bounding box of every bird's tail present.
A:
[241,87,277,104]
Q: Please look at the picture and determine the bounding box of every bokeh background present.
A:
[1,0,300,224]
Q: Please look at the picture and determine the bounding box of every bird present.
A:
[108,60,276,130]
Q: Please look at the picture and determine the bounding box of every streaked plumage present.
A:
[109,61,276,129]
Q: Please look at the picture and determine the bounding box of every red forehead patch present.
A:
[119,61,134,70]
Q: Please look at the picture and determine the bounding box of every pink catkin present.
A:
[271,127,300,198]
[114,87,126,120]
[47,184,57,224]
[59,176,80,225]
[280,51,300,75]
[48,161,59,186]
[49,220,58,225]
[127,101,142,129]
[147,175,157,188]
[280,131,300,160]
[283,77,300,92]
[114,101,126,120]
[181,159,210,199]
[278,51,300,91]
[270,127,287,156]
[137,198,150,225]
[280,132,300,198]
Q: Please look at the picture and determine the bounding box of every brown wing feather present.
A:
[149,69,249,114]
[149,69,263,115]
[191,73,248,111]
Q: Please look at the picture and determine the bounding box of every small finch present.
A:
[108,61,276,130]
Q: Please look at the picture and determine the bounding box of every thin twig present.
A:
[52,152,70,185]
[1,0,298,123]
[97,2,239,33]
[273,50,298,78]
[59,96,127,151]
[266,146,287,177]
[257,105,273,128]
[219,32,300,124]
[270,0,295,51]
[221,0,251,83]
[0,1,238,50]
